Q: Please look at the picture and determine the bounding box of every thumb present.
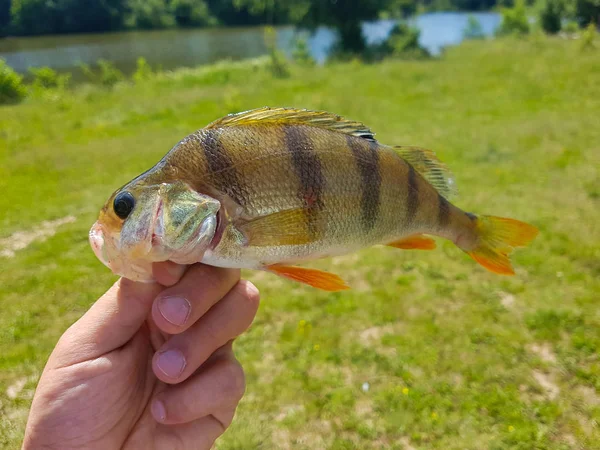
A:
[54,277,164,366]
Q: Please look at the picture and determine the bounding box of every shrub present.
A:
[97,60,125,87]
[498,0,531,35]
[580,22,597,49]
[171,0,216,27]
[464,15,486,39]
[132,57,153,83]
[127,0,175,29]
[575,0,600,27]
[291,35,315,66]
[263,26,290,78]
[563,20,580,33]
[0,58,27,104]
[540,0,564,34]
[370,23,430,60]
[28,66,70,90]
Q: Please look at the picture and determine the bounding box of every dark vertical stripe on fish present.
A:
[201,129,248,207]
[284,125,325,237]
[406,163,420,226]
[437,193,451,228]
[347,135,381,232]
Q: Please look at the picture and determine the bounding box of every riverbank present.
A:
[1,37,599,449]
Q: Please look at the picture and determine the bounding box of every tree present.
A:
[172,0,216,26]
[575,0,600,26]
[0,0,10,34]
[127,0,174,29]
[540,0,564,33]
[294,0,392,53]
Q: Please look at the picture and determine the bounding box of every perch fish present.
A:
[89,107,538,291]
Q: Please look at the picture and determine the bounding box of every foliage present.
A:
[580,21,597,47]
[563,19,580,32]
[539,0,564,34]
[291,35,315,66]
[386,0,418,17]
[0,58,26,104]
[126,0,175,29]
[370,22,430,60]
[9,0,127,35]
[0,38,599,450]
[171,0,216,26]
[0,0,10,34]
[498,0,531,35]
[263,26,290,78]
[575,0,600,26]
[98,60,125,87]
[132,57,154,83]
[28,67,70,90]
[464,15,486,39]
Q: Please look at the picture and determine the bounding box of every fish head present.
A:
[90,180,220,282]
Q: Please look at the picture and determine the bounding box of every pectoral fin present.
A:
[239,209,314,247]
[387,235,436,250]
[266,264,350,291]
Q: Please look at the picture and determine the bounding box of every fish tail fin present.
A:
[464,215,538,275]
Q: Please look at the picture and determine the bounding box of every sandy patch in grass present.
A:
[0,216,76,258]
[532,370,560,400]
[528,342,558,363]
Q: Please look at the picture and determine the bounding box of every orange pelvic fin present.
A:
[266,264,350,291]
[464,215,539,275]
[387,235,436,250]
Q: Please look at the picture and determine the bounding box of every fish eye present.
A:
[113,191,135,220]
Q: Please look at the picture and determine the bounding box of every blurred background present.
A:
[1,1,599,449]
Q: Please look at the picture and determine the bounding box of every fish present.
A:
[89,107,539,291]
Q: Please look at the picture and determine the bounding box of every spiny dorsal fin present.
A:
[207,107,376,141]
[394,146,457,199]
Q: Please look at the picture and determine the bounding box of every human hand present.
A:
[23,263,260,450]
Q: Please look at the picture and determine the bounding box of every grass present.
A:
[1,37,599,449]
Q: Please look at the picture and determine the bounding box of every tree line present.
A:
[0,0,598,49]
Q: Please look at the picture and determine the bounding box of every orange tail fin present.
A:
[464,215,539,275]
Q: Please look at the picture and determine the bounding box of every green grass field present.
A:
[1,37,599,449]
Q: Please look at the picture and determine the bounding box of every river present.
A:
[0,12,500,77]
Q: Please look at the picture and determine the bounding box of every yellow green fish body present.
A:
[90,107,538,290]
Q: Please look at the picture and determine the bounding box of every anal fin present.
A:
[387,235,436,250]
[267,264,350,291]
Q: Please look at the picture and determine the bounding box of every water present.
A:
[0,12,500,76]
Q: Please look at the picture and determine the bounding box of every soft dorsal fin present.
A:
[207,107,376,141]
[393,146,457,199]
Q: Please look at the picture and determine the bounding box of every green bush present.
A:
[580,22,597,49]
[539,0,564,34]
[264,26,290,78]
[171,0,216,26]
[563,20,580,33]
[0,58,27,104]
[370,23,430,60]
[132,57,153,83]
[291,35,315,66]
[127,0,175,29]
[463,15,486,39]
[575,0,600,27]
[97,60,125,87]
[28,66,70,90]
[498,0,531,35]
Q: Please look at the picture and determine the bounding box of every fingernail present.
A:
[151,399,166,422]
[158,296,190,326]
[157,349,186,378]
